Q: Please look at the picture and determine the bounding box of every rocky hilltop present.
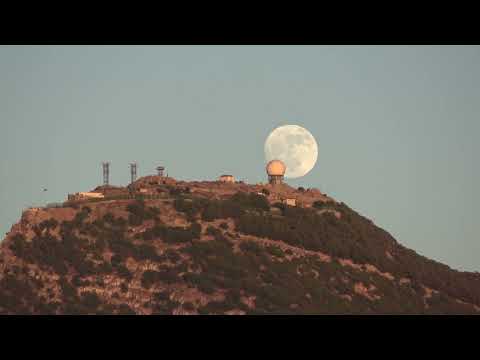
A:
[1,176,479,315]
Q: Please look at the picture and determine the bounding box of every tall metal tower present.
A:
[156,166,165,177]
[130,162,137,184]
[102,162,110,186]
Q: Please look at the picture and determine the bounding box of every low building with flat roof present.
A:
[68,192,105,202]
[282,198,296,207]
[219,174,235,183]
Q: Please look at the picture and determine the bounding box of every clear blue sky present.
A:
[1,45,479,271]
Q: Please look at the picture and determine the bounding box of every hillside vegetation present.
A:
[1,183,479,315]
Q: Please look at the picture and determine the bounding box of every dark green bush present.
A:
[120,283,128,293]
[190,222,202,239]
[141,270,159,289]
[128,213,143,227]
[144,224,197,244]
[169,187,182,196]
[153,291,170,302]
[39,218,59,231]
[239,241,263,255]
[81,206,92,214]
[175,192,269,222]
[9,233,27,258]
[103,213,115,224]
[265,245,285,258]
[219,222,229,230]
[182,273,216,294]
[135,244,160,262]
[110,254,123,267]
[312,201,326,209]
[81,291,101,311]
[117,304,136,315]
[59,278,77,300]
[206,226,222,237]
[183,302,195,311]
[116,265,133,281]
[142,268,180,289]
[173,197,206,220]
[231,192,270,212]
[126,200,159,224]
[198,300,233,314]
[164,249,181,263]
[73,209,89,226]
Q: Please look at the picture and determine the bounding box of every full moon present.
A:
[264,125,318,178]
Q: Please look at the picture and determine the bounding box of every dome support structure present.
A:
[268,174,284,185]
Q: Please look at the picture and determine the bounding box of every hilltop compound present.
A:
[55,160,332,209]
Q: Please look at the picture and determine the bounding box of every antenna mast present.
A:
[130,162,137,184]
[102,162,110,186]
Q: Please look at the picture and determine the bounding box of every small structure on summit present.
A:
[219,174,235,183]
[282,198,296,207]
[130,162,138,184]
[266,159,286,185]
[68,192,105,202]
[157,166,165,177]
[102,162,110,186]
[93,185,129,197]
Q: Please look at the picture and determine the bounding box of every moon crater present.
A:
[264,125,318,178]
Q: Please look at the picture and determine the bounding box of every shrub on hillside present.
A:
[9,233,27,258]
[135,244,161,262]
[120,283,128,293]
[80,291,101,311]
[190,222,202,239]
[175,192,269,222]
[142,268,180,289]
[312,201,326,209]
[115,265,133,281]
[128,213,143,227]
[206,226,222,238]
[173,197,208,220]
[81,206,92,213]
[144,224,198,244]
[117,304,136,315]
[164,249,181,263]
[39,218,59,231]
[219,222,229,230]
[183,302,195,311]
[59,278,77,300]
[265,245,285,258]
[72,207,90,226]
[126,200,159,224]
[141,270,158,289]
[103,213,115,224]
[230,192,270,212]
[153,291,170,302]
[182,273,216,294]
[110,254,123,267]
[168,187,183,196]
[239,241,263,256]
